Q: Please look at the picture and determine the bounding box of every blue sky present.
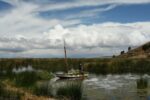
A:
[0,0,12,11]
[102,4,150,23]
[0,0,150,58]
[38,3,150,24]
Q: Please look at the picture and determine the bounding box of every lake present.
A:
[2,66,150,100]
[52,74,150,100]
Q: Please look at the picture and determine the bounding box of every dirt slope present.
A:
[118,41,150,58]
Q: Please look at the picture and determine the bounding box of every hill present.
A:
[118,41,150,58]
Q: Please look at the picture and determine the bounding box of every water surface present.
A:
[53,74,150,100]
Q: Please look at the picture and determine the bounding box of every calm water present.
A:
[52,74,150,100]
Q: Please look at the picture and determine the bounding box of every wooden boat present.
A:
[56,73,88,79]
[56,40,88,79]
[56,69,88,79]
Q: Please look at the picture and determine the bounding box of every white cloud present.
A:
[35,0,150,12]
[1,0,149,38]
[45,22,150,48]
[0,0,150,57]
[0,22,149,57]
[64,4,118,20]
[0,2,81,37]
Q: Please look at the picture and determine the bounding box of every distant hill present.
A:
[117,41,150,58]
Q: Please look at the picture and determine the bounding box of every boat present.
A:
[56,69,89,79]
[56,40,88,79]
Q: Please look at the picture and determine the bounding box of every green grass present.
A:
[0,58,150,76]
[0,81,5,95]
[0,58,150,99]
[86,58,150,74]
[33,82,53,97]
[56,82,82,100]
[0,58,110,72]
[12,70,53,88]
[137,78,148,89]
[14,71,38,87]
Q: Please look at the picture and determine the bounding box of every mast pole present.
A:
[64,39,68,71]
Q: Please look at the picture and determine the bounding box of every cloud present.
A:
[0,0,149,38]
[0,2,81,37]
[45,22,150,49]
[0,0,150,57]
[64,4,118,20]
[0,22,149,57]
[30,0,150,12]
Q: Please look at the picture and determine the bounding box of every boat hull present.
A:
[56,74,88,79]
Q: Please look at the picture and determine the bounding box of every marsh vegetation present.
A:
[0,58,150,99]
[56,82,82,100]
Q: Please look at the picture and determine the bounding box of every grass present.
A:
[0,58,150,75]
[14,71,38,87]
[0,58,110,72]
[86,58,150,74]
[0,81,22,100]
[56,82,82,100]
[33,82,53,97]
[137,78,148,89]
[0,81,5,95]
[10,70,53,88]
[0,58,149,100]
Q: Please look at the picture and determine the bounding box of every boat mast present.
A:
[64,39,68,71]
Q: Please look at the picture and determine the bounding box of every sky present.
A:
[0,0,150,58]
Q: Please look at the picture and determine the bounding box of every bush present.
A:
[142,43,150,51]
[36,71,53,80]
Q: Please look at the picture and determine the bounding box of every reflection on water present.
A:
[51,74,150,100]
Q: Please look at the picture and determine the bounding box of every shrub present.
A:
[142,43,150,51]
[36,71,53,80]
[120,51,125,55]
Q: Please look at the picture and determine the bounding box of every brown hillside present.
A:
[118,41,150,58]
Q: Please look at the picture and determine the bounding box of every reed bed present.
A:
[33,82,53,97]
[56,82,83,100]
[86,58,150,74]
[0,58,149,75]
[137,78,148,89]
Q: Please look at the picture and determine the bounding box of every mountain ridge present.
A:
[118,41,150,58]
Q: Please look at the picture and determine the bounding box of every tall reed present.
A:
[56,82,82,100]
[33,82,52,97]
